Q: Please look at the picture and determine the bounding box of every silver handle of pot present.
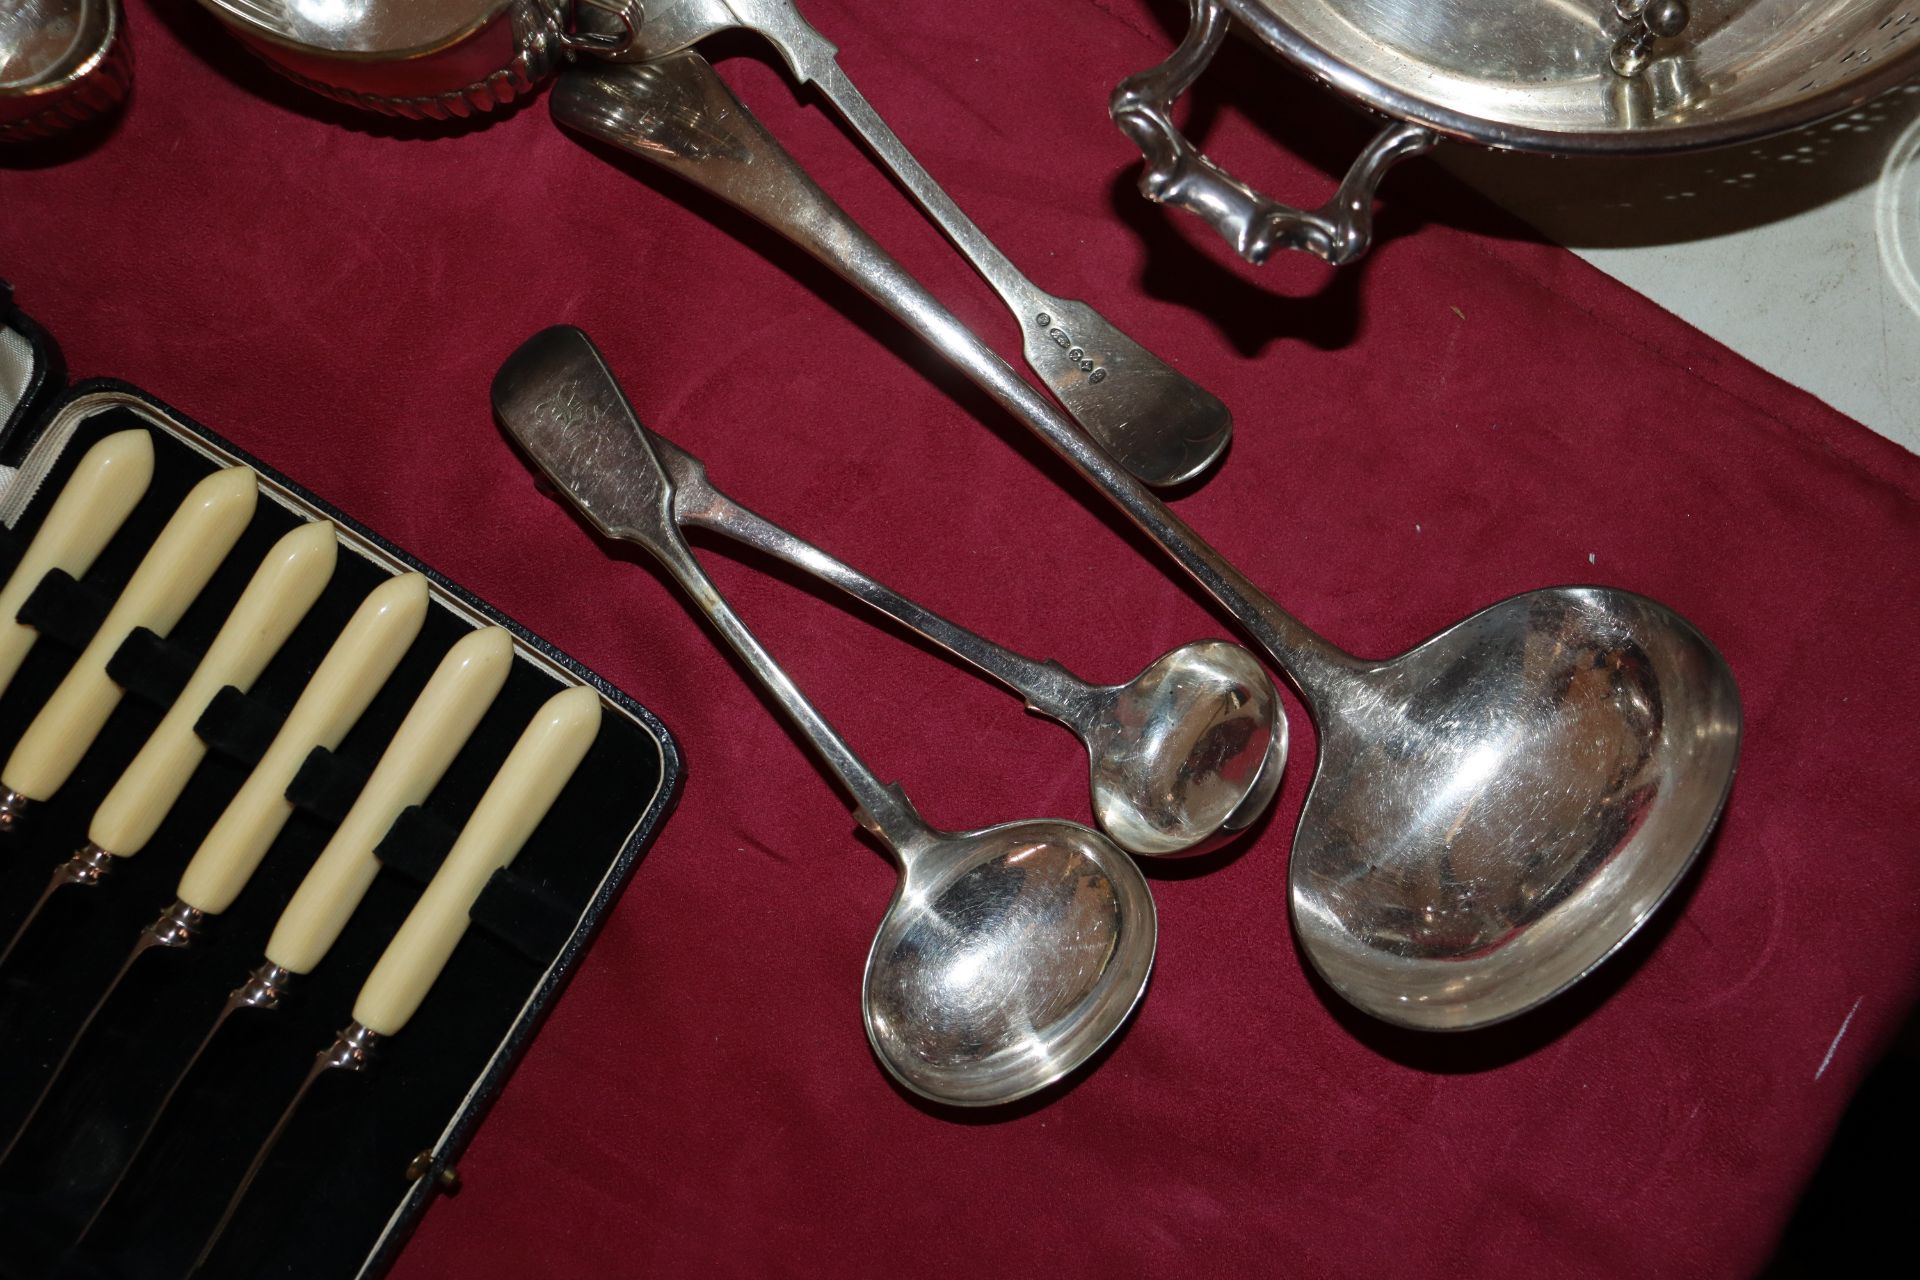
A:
[1109,0,1437,267]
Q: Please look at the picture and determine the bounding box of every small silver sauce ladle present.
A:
[493,325,1157,1105]
[644,428,1286,857]
[552,52,1746,1032]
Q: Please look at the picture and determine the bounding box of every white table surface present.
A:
[1443,82,1920,457]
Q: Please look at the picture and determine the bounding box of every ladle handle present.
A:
[490,327,933,856]
[700,0,1231,489]
[551,55,1359,706]
[721,2,1029,301]
[649,433,1091,723]
[658,534,930,849]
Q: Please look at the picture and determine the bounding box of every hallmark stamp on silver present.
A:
[1034,313,1108,383]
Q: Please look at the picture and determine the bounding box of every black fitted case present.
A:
[0,294,681,1278]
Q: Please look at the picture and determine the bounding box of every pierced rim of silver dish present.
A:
[1232,0,1920,154]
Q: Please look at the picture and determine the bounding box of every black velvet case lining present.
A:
[0,384,681,1279]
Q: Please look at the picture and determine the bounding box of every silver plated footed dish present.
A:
[1113,0,1920,263]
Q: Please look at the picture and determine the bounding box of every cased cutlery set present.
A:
[0,367,675,1275]
[6,0,1911,1275]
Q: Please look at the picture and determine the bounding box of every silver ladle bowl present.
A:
[865,817,1154,1105]
[1081,641,1284,857]
[1291,587,1740,1029]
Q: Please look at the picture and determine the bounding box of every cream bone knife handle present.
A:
[173,572,430,917]
[351,685,602,1037]
[1,465,258,805]
[85,521,341,859]
[0,428,155,697]
[264,626,516,975]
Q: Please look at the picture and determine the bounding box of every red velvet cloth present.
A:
[5,2,1919,1275]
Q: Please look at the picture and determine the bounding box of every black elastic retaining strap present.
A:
[193,685,285,770]
[15,569,108,649]
[285,746,369,826]
[106,627,197,708]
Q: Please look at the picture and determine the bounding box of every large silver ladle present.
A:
[644,425,1286,857]
[493,325,1157,1105]
[552,53,1745,1032]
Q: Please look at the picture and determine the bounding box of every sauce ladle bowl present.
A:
[492,324,1157,1104]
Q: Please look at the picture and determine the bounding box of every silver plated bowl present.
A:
[1113,0,1920,263]
[0,0,132,143]
[190,0,636,120]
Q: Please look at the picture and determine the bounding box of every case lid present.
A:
[1,278,67,467]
